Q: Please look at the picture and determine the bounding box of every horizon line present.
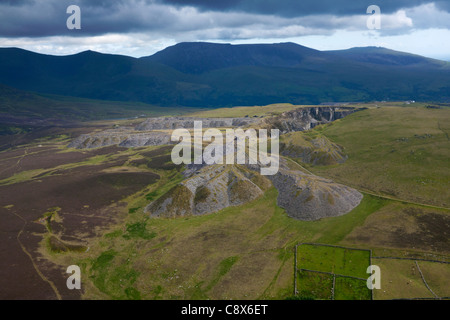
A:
[1,41,448,62]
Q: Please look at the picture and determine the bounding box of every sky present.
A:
[0,0,450,60]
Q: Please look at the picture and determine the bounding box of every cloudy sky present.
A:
[0,0,449,60]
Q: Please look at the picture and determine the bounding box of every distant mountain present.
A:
[0,42,449,108]
[327,46,446,67]
[0,83,182,126]
[144,42,326,73]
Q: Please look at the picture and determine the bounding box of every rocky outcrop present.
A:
[262,107,357,133]
[67,129,172,149]
[68,116,260,149]
[68,107,357,149]
[246,157,362,220]
[146,155,362,221]
[135,117,259,131]
[145,164,271,218]
[268,167,363,221]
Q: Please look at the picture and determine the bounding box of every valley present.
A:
[0,102,448,300]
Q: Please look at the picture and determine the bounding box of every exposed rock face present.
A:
[268,168,363,221]
[68,108,362,221]
[68,116,260,149]
[135,117,259,131]
[146,155,362,221]
[68,107,357,149]
[262,107,357,133]
[67,129,172,149]
[145,164,270,218]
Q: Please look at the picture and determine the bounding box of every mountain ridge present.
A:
[1,42,449,107]
[142,41,326,73]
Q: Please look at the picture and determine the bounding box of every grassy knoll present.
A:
[280,130,347,165]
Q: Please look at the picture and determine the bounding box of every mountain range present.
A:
[0,42,449,108]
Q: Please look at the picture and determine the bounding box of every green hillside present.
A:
[1,43,449,108]
[298,105,450,207]
[0,84,184,121]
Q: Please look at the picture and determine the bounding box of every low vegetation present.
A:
[308,106,450,207]
[0,102,448,300]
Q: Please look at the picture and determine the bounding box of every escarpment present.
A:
[261,107,357,133]
[67,107,358,149]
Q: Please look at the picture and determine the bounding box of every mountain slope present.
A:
[327,46,447,67]
[0,43,449,107]
[0,83,191,125]
[0,48,187,103]
[143,42,326,73]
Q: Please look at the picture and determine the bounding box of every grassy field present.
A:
[295,244,371,300]
[297,244,370,278]
[334,277,371,300]
[371,259,440,299]
[303,106,450,207]
[296,271,333,300]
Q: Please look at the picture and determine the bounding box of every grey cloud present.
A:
[160,0,437,16]
[405,2,450,29]
[0,0,156,37]
[0,0,34,5]
[435,0,450,11]
[0,0,448,38]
